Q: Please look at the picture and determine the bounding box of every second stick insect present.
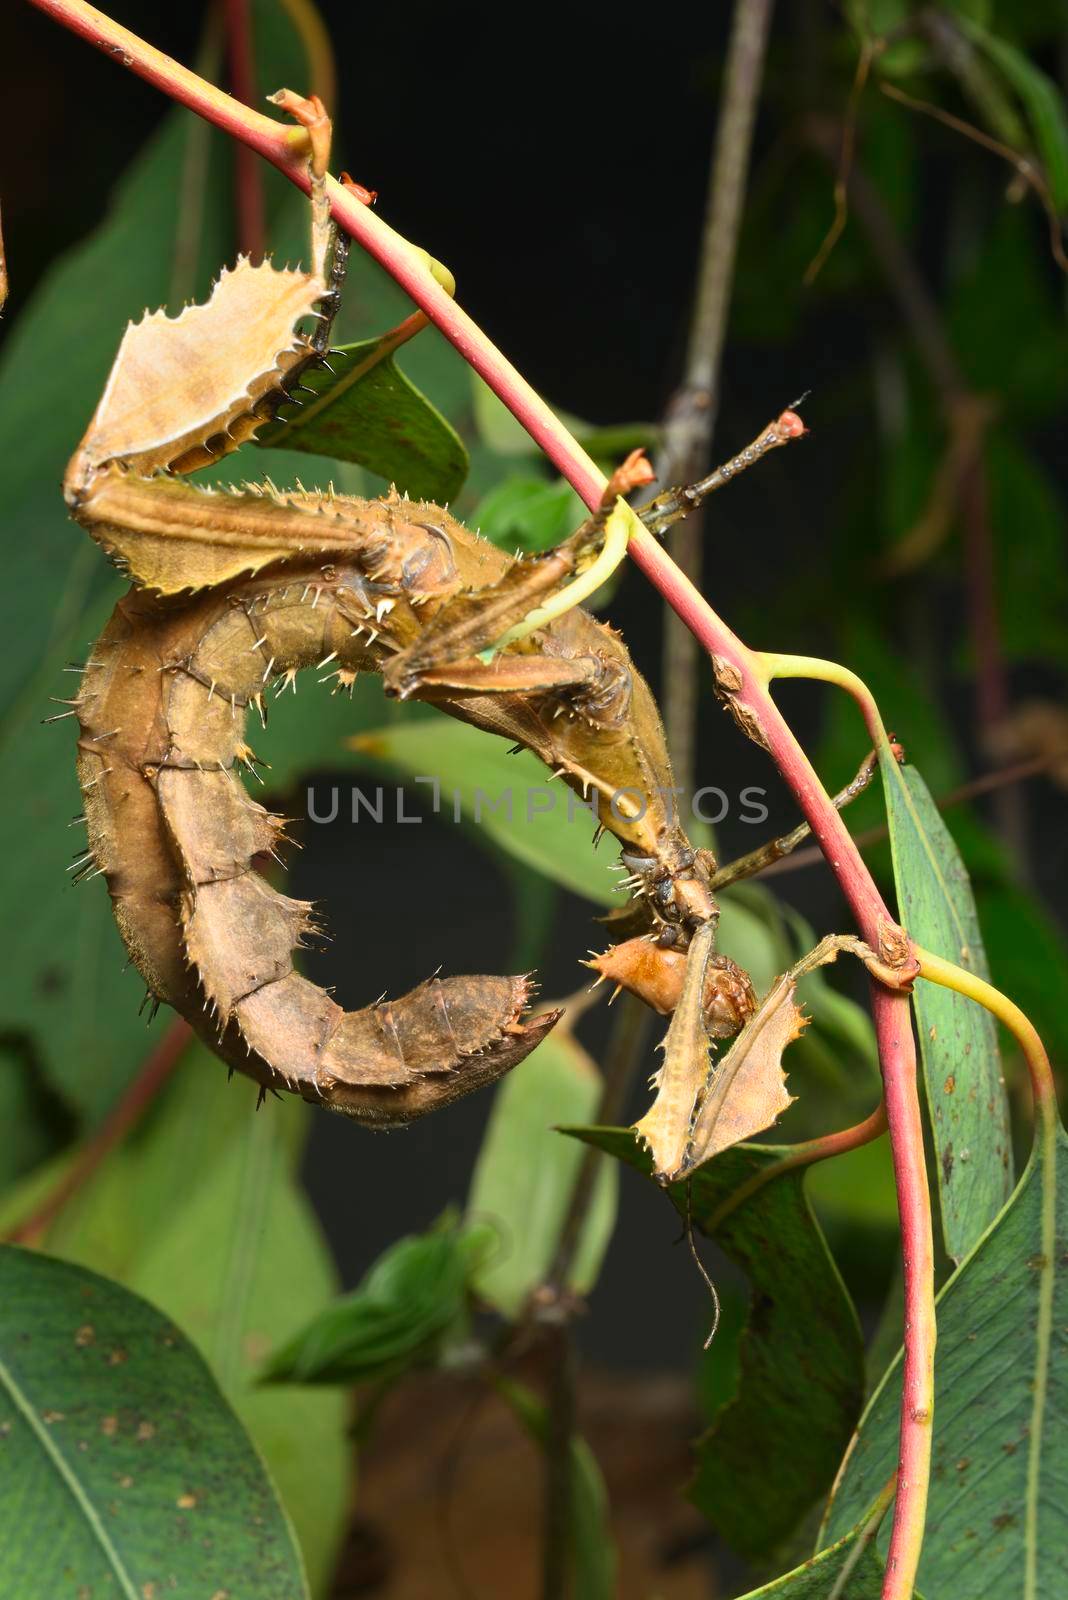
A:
[61,91,806,1178]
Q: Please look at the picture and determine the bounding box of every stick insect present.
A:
[59,91,816,1167]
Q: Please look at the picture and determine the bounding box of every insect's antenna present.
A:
[685,1180,722,1351]
[638,402,809,538]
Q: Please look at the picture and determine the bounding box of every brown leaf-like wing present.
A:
[679,974,803,1177]
[68,259,326,486]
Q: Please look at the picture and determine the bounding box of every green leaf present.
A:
[263,1214,490,1385]
[881,762,1013,1261]
[569,1128,865,1559]
[472,376,657,463]
[733,1517,886,1598]
[0,1,332,1125]
[474,475,588,553]
[822,1115,1068,1597]
[496,1377,616,1600]
[349,717,628,906]
[467,1032,618,1316]
[958,16,1068,207]
[257,332,469,503]
[0,1244,308,1599]
[36,1047,349,1595]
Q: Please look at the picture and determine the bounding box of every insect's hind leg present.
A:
[708,747,887,891]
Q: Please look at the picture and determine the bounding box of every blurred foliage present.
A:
[263,1210,492,1386]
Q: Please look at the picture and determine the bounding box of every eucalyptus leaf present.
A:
[0,1245,308,1600]
[257,331,468,503]
[881,761,1012,1260]
[34,1046,349,1596]
[734,1518,886,1599]
[569,1127,865,1558]
[822,1115,1068,1598]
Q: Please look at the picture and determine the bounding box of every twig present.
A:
[543,993,651,1299]
[222,0,266,259]
[540,1325,577,1600]
[4,1017,191,1245]
[804,121,1023,861]
[879,80,1068,275]
[26,10,936,1591]
[659,0,775,800]
[757,752,1050,879]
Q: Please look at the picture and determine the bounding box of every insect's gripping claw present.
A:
[339,171,378,208]
[268,88,333,283]
[268,87,332,176]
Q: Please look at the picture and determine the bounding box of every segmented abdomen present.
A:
[75,568,555,1120]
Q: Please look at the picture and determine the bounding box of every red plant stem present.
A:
[705,1099,888,1233]
[872,985,933,1591]
[223,0,266,259]
[25,6,936,1591]
[5,1018,191,1247]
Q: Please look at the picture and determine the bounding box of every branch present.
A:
[756,753,1050,880]
[27,8,934,1592]
[223,0,266,259]
[659,0,775,797]
[803,124,1022,858]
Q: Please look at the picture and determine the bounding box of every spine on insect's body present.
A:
[71,510,561,1121]
[70,479,748,1113]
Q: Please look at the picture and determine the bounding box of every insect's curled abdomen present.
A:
[75,563,558,1120]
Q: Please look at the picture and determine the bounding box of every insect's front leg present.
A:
[382,452,653,702]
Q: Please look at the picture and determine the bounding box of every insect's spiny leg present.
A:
[310,227,349,356]
[638,403,809,537]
